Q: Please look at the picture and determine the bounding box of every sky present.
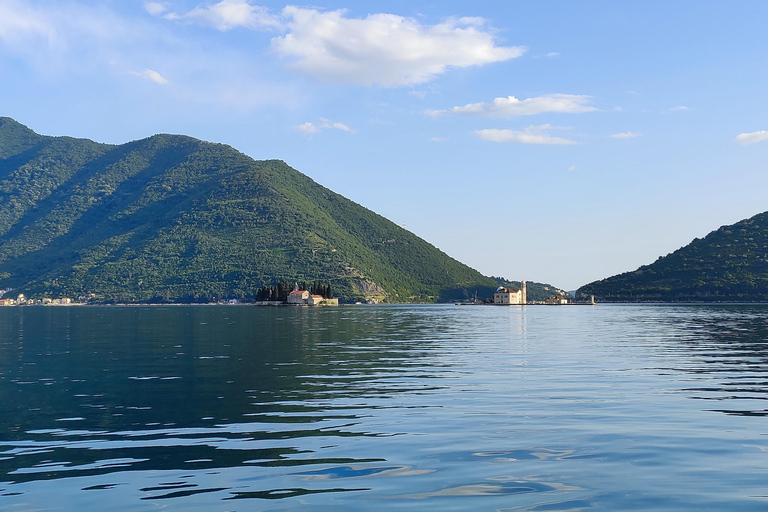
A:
[1,0,767,290]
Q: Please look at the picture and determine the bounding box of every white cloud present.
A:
[736,130,768,145]
[294,118,355,135]
[670,105,689,111]
[609,131,641,139]
[328,121,353,132]
[567,165,577,171]
[546,52,560,57]
[430,137,449,142]
[132,68,169,84]
[427,94,596,117]
[0,0,57,47]
[294,122,320,134]
[272,7,524,87]
[163,0,282,31]
[476,124,577,145]
[144,2,167,16]
[0,1,304,112]
[0,1,144,77]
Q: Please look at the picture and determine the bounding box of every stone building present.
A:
[493,282,527,305]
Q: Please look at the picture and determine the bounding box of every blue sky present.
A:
[1,0,767,290]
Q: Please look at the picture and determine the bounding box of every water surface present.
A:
[1,304,768,510]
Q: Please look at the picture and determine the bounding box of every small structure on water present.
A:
[493,282,526,305]
[308,294,325,305]
[283,287,338,306]
[287,290,310,304]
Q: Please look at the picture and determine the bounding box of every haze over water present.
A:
[1,304,768,511]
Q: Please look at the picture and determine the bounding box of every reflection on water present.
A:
[1,304,768,510]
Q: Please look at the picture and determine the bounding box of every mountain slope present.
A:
[0,117,497,302]
[578,211,768,301]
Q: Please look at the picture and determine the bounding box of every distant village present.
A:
[0,282,591,307]
[0,292,80,306]
[0,288,339,307]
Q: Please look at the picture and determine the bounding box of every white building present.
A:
[287,290,309,304]
[493,282,527,305]
[285,287,338,306]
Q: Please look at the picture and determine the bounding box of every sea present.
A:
[1,303,768,511]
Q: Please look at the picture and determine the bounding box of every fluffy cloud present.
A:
[609,132,641,139]
[735,130,768,145]
[294,122,319,134]
[476,125,577,145]
[273,7,524,87]
[148,4,523,87]
[143,3,167,16]
[294,118,355,135]
[162,0,281,31]
[428,94,596,117]
[132,68,169,84]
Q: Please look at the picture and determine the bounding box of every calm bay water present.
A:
[1,304,768,510]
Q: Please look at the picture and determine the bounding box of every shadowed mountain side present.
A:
[578,211,768,302]
[0,117,497,302]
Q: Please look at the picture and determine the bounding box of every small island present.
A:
[254,282,338,306]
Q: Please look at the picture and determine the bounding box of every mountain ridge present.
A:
[578,210,768,301]
[0,117,502,303]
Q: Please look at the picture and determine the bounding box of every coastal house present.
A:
[287,290,309,304]
[288,291,338,305]
[545,295,569,305]
[493,282,527,305]
[278,284,338,306]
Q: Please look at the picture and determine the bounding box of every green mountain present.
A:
[0,117,497,303]
[578,211,768,301]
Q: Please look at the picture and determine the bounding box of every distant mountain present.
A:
[0,117,498,303]
[578,211,768,301]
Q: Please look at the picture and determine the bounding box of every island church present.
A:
[493,282,526,305]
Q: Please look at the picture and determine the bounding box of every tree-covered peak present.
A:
[578,210,768,302]
[0,117,45,159]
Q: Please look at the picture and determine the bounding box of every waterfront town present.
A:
[0,282,582,306]
[0,292,77,306]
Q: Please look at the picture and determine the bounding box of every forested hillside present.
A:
[0,117,497,303]
[578,211,768,301]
